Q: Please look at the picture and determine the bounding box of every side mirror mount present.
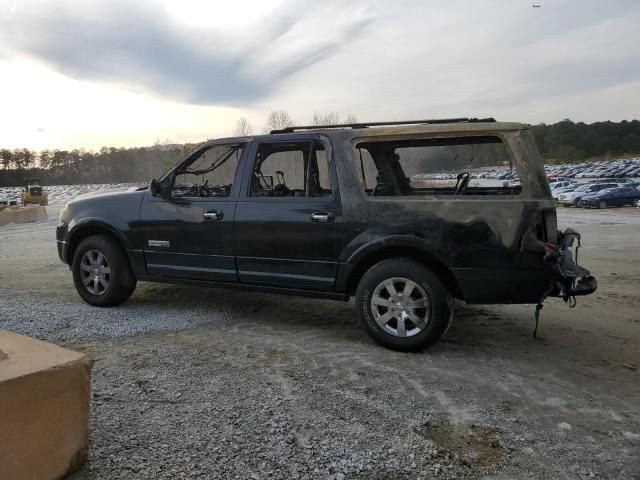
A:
[150,176,172,199]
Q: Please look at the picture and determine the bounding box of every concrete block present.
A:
[0,330,93,480]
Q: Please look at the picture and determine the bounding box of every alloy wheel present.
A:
[370,277,430,337]
[599,201,607,209]
[79,249,111,295]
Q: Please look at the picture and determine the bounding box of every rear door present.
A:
[234,136,347,291]
[138,143,246,282]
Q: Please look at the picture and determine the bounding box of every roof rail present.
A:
[270,117,496,134]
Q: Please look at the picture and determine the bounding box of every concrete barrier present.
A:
[0,205,47,226]
[0,330,93,480]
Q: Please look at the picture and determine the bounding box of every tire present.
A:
[355,258,452,352]
[71,234,136,307]
[598,200,607,209]
[634,199,640,207]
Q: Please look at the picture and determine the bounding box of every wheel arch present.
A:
[344,244,464,300]
[67,221,132,267]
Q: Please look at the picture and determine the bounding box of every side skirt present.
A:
[135,275,350,301]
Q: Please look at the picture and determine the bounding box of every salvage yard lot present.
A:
[0,206,638,479]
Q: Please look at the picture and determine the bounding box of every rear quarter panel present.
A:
[330,128,557,304]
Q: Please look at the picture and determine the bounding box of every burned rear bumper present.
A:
[550,228,597,301]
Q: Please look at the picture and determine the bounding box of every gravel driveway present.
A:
[0,206,639,479]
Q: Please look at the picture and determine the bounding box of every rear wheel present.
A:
[598,200,607,209]
[72,234,136,307]
[355,258,452,352]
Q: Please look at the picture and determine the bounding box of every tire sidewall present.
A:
[72,235,134,307]
[356,259,452,352]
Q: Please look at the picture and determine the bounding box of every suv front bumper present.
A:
[56,223,71,264]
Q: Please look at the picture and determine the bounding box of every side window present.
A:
[353,136,521,197]
[172,145,242,198]
[250,141,332,198]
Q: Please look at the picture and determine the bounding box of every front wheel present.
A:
[633,199,640,207]
[598,200,607,209]
[355,258,452,352]
[72,234,136,307]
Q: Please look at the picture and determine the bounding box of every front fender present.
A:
[66,218,134,251]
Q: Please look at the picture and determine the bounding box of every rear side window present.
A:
[354,136,521,197]
[250,141,332,198]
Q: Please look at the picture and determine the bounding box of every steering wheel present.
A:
[199,180,211,197]
[455,172,471,195]
[272,183,290,196]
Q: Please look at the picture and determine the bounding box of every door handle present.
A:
[203,210,224,220]
[310,212,335,223]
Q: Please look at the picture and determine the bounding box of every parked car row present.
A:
[546,156,640,179]
[550,179,640,208]
[414,156,640,184]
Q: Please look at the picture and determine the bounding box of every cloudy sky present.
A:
[0,0,639,150]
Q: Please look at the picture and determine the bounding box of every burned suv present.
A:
[56,118,596,351]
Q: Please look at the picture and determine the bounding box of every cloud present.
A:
[0,0,372,105]
[264,0,640,125]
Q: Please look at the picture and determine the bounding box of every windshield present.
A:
[170,144,243,199]
[158,143,218,181]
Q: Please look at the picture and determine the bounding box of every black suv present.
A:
[57,118,597,351]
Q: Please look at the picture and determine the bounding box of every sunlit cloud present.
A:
[0,0,638,150]
[0,0,372,104]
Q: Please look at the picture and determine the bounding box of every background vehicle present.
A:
[557,182,620,206]
[21,178,49,206]
[56,118,596,351]
[549,180,576,190]
[578,187,640,208]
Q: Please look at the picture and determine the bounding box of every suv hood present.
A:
[70,186,148,203]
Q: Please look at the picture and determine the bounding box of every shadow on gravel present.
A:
[130,282,543,356]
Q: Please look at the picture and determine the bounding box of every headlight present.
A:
[58,204,71,225]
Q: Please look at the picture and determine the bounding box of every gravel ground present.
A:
[0,204,639,479]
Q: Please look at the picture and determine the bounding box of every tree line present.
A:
[1,115,639,187]
[531,119,640,163]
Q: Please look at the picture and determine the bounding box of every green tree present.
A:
[0,149,12,170]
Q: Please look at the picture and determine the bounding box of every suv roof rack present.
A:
[270,117,496,134]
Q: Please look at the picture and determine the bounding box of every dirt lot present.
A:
[0,205,638,479]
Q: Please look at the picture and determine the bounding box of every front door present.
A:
[138,143,246,282]
[234,137,346,291]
